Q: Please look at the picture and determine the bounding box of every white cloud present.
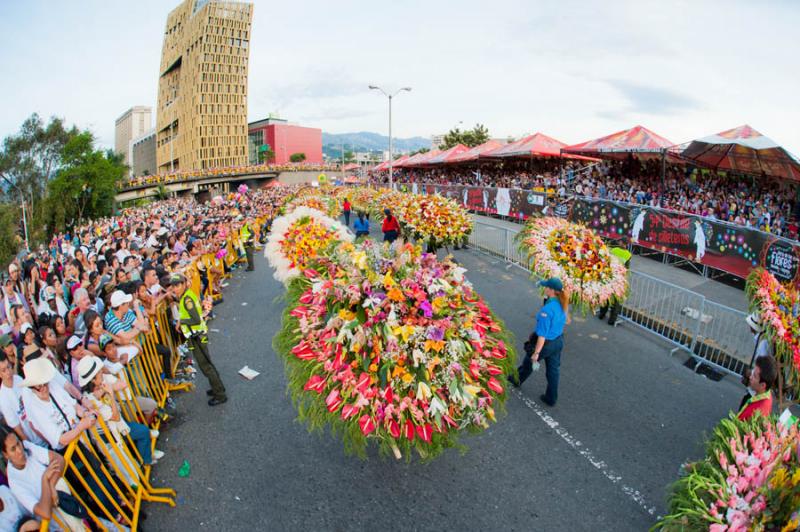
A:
[0,0,798,154]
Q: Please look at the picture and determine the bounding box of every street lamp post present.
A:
[369,85,411,189]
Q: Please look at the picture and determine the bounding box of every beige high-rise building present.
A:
[115,106,152,168]
[156,0,253,173]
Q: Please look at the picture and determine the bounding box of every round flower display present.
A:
[273,240,514,460]
[517,217,628,310]
[264,206,353,283]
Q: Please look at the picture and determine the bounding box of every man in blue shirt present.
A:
[510,278,567,406]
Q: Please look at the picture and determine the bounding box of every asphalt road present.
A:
[146,230,743,531]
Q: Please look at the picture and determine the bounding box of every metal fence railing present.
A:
[466,218,749,377]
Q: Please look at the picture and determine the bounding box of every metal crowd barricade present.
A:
[465,218,752,378]
[691,300,751,376]
[620,272,705,355]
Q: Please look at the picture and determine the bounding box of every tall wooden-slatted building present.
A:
[156,0,253,173]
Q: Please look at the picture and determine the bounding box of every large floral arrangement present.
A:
[656,414,800,531]
[283,193,342,219]
[273,239,515,460]
[337,187,378,214]
[516,217,628,310]
[264,206,353,283]
[746,268,800,396]
[397,194,473,247]
[370,189,405,220]
[369,190,472,247]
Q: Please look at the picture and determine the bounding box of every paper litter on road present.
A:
[241,302,248,306]
[210,328,220,333]
[238,366,260,380]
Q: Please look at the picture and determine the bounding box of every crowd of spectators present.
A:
[0,186,290,528]
[121,162,340,190]
[371,156,799,239]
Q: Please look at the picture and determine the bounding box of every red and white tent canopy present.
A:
[425,144,470,165]
[679,125,800,182]
[562,125,674,160]
[448,139,505,163]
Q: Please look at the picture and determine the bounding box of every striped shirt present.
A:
[104,309,136,335]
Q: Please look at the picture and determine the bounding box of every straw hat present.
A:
[20,358,56,388]
[745,312,763,333]
[77,356,103,388]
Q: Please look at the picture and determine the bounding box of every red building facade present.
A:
[248,119,322,164]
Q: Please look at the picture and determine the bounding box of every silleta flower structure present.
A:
[264,206,353,284]
[283,194,342,219]
[656,414,800,531]
[516,217,628,311]
[746,268,800,394]
[272,239,515,460]
[368,189,473,247]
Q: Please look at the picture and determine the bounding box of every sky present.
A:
[1,0,798,153]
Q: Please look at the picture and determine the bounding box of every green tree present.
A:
[0,204,21,266]
[343,150,356,164]
[259,147,275,164]
[45,131,126,232]
[440,123,490,149]
[289,152,307,163]
[0,113,78,243]
[154,184,169,200]
[409,148,430,156]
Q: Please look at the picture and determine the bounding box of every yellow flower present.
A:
[423,340,445,353]
[770,467,788,489]
[392,325,415,342]
[791,467,800,487]
[432,297,446,312]
[463,384,482,398]
[382,271,396,288]
[351,250,368,270]
[338,309,356,322]
[401,372,413,384]
[416,382,432,401]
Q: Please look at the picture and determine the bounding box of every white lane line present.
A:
[512,389,657,516]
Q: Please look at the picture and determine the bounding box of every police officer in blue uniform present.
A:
[510,277,568,406]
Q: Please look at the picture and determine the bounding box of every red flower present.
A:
[358,415,376,435]
[341,404,359,420]
[303,374,326,393]
[388,420,401,439]
[487,377,504,394]
[416,423,433,443]
[325,389,343,412]
[405,419,415,441]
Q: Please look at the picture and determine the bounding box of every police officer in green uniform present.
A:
[170,273,227,406]
[240,217,255,272]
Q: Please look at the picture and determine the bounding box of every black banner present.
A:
[410,183,547,220]
[571,198,800,284]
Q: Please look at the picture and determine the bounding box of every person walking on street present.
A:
[240,217,255,272]
[382,209,400,243]
[353,212,370,238]
[343,199,352,227]
[170,273,227,406]
[598,245,631,325]
[510,277,568,407]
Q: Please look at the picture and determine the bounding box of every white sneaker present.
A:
[221,282,229,287]
[153,449,165,460]
[150,429,160,438]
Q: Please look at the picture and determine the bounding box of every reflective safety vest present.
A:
[179,288,207,338]
[240,223,253,243]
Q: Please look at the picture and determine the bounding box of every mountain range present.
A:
[322,131,431,155]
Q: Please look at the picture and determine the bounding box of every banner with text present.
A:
[571,198,800,284]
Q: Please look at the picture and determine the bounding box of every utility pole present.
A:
[369,85,412,189]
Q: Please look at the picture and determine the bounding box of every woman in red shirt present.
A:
[342,199,352,227]
[381,209,400,243]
